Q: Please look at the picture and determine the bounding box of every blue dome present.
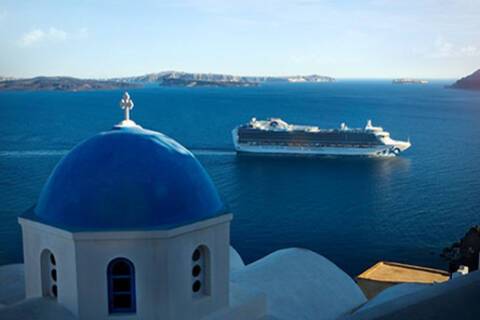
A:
[32,126,225,231]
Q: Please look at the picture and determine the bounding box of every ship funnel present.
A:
[366,120,373,129]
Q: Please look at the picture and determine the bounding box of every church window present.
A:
[107,258,136,314]
[41,250,58,299]
[191,245,210,297]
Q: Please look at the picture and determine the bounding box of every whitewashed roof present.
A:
[230,246,245,272]
[0,264,25,306]
[231,248,367,320]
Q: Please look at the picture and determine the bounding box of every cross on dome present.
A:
[117,92,138,127]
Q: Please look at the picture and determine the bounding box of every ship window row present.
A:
[238,138,381,144]
[238,130,379,141]
[238,140,382,147]
[238,135,380,143]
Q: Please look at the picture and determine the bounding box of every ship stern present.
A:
[231,127,240,151]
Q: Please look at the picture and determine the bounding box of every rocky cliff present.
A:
[449,69,480,90]
[0,76,140,91]
[113,71,335,85]
[0,71,335,91]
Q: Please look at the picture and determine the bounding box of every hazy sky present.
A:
[0,0,479,78]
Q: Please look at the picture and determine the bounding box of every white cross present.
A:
[119,92,134,122]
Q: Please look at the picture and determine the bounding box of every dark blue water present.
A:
[1,81,480,276]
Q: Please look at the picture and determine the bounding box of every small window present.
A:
[52,284,58,297]
[107,258,136,314]
[51,269,57,281]
[50,254,56,266]
[41,249,58,300]
[191,245,210,297]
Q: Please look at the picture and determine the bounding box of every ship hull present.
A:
[234,144,397,157]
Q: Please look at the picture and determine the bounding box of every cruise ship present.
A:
[232,118,411,157]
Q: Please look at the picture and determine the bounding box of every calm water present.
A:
[1,81,479,276]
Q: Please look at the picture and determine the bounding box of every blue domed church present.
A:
[18,93,240,319]
[14,93,369,320]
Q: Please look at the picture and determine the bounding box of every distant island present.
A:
[392,78,428,85]
[0,76,139,92]
[0,76,15,81]
[0,71,335,91]
[449,69,480,90]
[113,71,335,88]
[158,78,258,88]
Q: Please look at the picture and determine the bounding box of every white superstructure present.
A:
[232,118,411,157]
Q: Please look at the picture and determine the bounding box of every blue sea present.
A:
[1,81,479,276]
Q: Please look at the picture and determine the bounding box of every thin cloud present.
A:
[19,27,67,47]
[460,45,480,57]
[19,29,45,46]
[434,37,454,58]
[430,36,480,58]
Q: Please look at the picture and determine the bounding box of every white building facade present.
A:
[19,215,233,319]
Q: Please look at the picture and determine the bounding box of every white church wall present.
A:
[163,217,231,320]
[19,210,237,320]
[19,219,79,316]
[72,214,231,320]
[74,236,168,320]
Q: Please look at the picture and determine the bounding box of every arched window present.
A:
[107,258,136,314]
[191,245,210,297]
[40,249,58,299]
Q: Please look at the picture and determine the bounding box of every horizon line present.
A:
[0,71,461,81]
